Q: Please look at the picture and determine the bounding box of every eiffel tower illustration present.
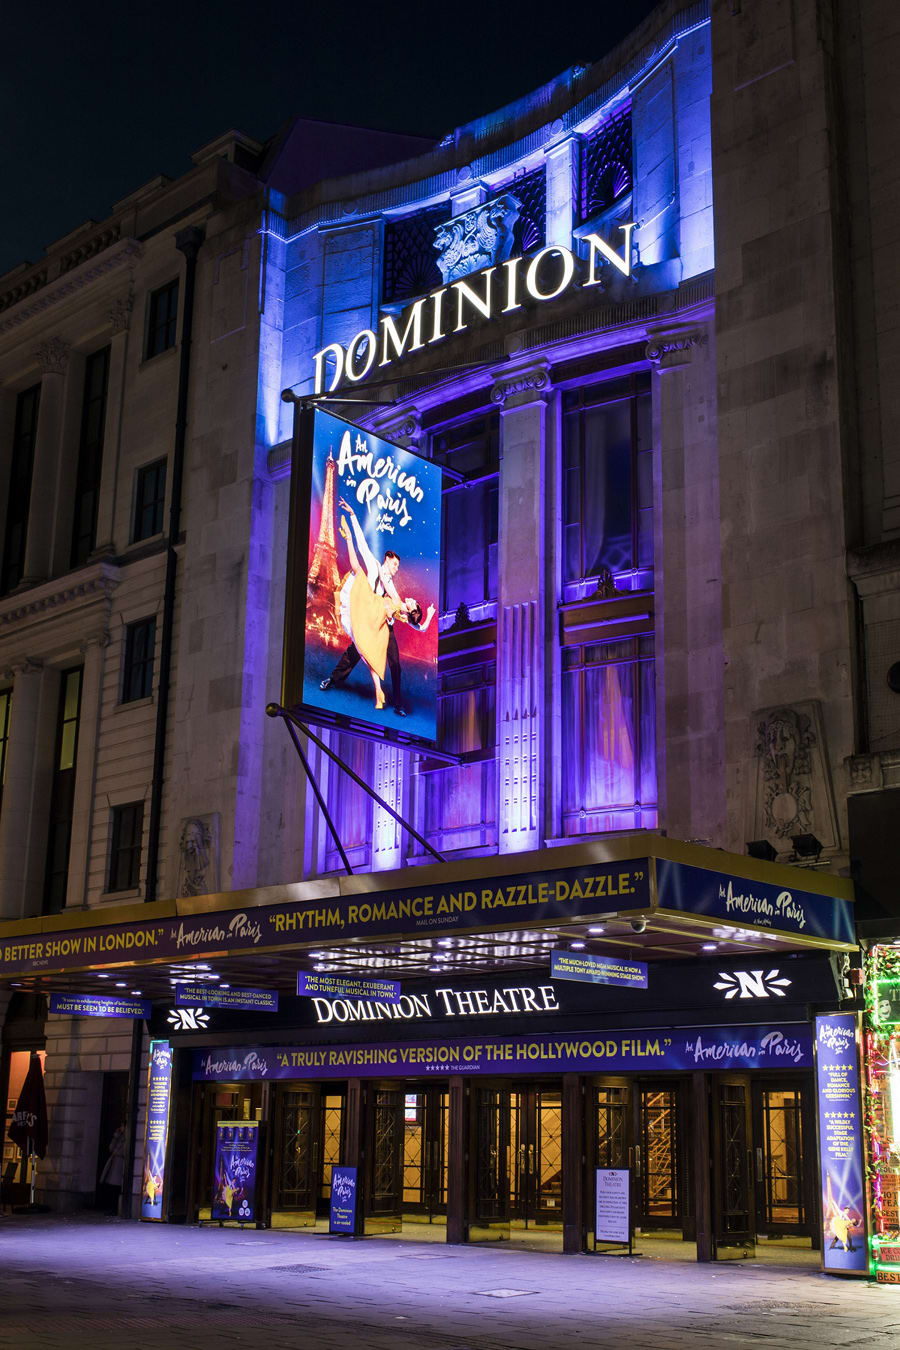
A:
[306,450,343,648]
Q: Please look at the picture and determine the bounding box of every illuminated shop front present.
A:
[863,944,900,1281]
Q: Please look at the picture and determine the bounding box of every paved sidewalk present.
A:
[1,1213,897,1349]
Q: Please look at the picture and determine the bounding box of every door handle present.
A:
[755,1147,764,1183]
[528,1143,535,1176]
[633,1145,641,1178]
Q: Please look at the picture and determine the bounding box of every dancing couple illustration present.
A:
[320,499,434,715]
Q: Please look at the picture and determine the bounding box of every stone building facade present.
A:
[0,0,895,1222]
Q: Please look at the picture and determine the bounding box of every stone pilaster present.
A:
[647,322,725,845]
[0,659,45,917]
[65,635,108,908]
[371,742,407,872]
[21,339,70,586]
[91,322,131,555]
[544,134,578,248]
[492,362,549,854]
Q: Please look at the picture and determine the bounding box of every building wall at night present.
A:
[0,0,898,1213]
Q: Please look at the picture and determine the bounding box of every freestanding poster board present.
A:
[140,1041,172,1222]
[594,1167,632,1255]
[329,1166,358,1234]
[814,1013,868,1274]
[211,1121,260,1224]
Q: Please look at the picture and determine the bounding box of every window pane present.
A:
[581,400,633,577]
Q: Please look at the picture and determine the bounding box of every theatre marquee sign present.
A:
[312,226,636,395]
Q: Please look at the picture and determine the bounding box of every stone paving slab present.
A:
[1,1213,899,1349]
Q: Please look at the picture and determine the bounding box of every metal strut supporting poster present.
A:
[211,1121,260,1223]
[814,1014,867,1273]
[282,406,442,747]
[141,1041,173,1222]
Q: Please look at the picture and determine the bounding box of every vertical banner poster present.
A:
[595,1168,630,1245]
[815,1014,867,1272]
[211,1121,259,1223]
[283,407,442,747]
[141,1040,173,1222]
[329,1165,358,1233]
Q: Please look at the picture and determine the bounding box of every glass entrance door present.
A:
[401,1087,448,1222]
[712,1075,756,1258]
[751,1078,815,1241]
[470,1083,563,1242]
[471,1087,511,1241]
[195,1081,262,1220]
[272,1085,322,1227]
[637,1084,681,1229]
[365,1086,404,1233]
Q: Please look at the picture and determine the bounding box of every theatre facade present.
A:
[0,0,889,1276]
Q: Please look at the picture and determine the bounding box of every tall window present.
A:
[431,414,499,615]
[1,384,41,594]
[122,618,156,702]
[0,687,10,812]
[107,802,144,892]
[561,636,656,837]
[424,655,497,853]
[146,280,179,359]
[43,667,82,914]
[562,375,652,585]
[70,346,111,568]
[323,733,372,873]
[133,459,167,542]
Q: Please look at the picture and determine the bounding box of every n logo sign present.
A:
[713,970,792,1000]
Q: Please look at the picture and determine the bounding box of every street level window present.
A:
[561,635,656,837]
[146,280,179,359]
[431,415,499,615]
[43,667,83,914]
[70,346,111,568]
[1,383,41,595]
[133,459,167,541]
[562,375,652,585]
[0,687,10,812]
[108,801,144,892]
[122,618,156,703]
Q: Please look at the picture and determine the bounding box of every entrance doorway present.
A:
[470,1083,563,1247]
[194,1081,264,1220]
[401,1087,448,1225]
[592,1077,687,1247]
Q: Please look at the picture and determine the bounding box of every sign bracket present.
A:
[267,702,446,872]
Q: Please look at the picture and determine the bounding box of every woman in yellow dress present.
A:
[335,511,402,710]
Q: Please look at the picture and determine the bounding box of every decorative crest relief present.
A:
[433,192,521,284]
[176,814,219,898]
[34,336,70,374]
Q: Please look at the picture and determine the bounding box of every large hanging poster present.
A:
[141,1041,172,1222]
[283,407,442,748]
[814,1014,867,1273]
[211,1121,260,1223]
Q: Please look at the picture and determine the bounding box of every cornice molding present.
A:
[0,239,143,339]
[0,566,120,631]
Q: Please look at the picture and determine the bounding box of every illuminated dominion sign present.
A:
[313,225,636,394]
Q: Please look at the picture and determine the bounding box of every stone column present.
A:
[21,338,70,586]
[92,295,134,555]
[544,135,578,248]
[371,743,406,873]
[492,364,550,854]
[0,658,44,918]
[65,636,107,908]
[647,323,725,845]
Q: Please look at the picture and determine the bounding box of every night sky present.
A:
[2,0,660,279]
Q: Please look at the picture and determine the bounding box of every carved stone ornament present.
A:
[108,291,134,333]
[750,701,841,856]
[34,336,70,374]
[848,753,882,792]
[176,813,220,899]
[645,330,708,367]
[433,192,521,284]
[490,369,549,405]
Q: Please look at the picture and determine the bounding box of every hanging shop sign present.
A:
[312,229,635,396]
[141,1041,173,1223]
[211,1121,260,1223]
[193,1022,813,1083]
[298,973,400,1003]
[49,992,151,1019]
[282,406,442,748]
[0,858,651,977]
[175,985,278,1013]
[329,1166,358,1234]
[550,950,647,989]
[595,1168,631,1245]
[814,1014,867,1274]
[656,859,855,946]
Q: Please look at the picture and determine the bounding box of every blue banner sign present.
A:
[176,985,278,1012]
[50,992,151,1019]
[141,1041,173,1222]
[329,1166,358,1233]
[815,1014,867,1273]
[297,973,400,1002]
[655,859,855,946]
[551,950,647,990]
[194,1022,812,1082]
[212,1121,260,1223]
